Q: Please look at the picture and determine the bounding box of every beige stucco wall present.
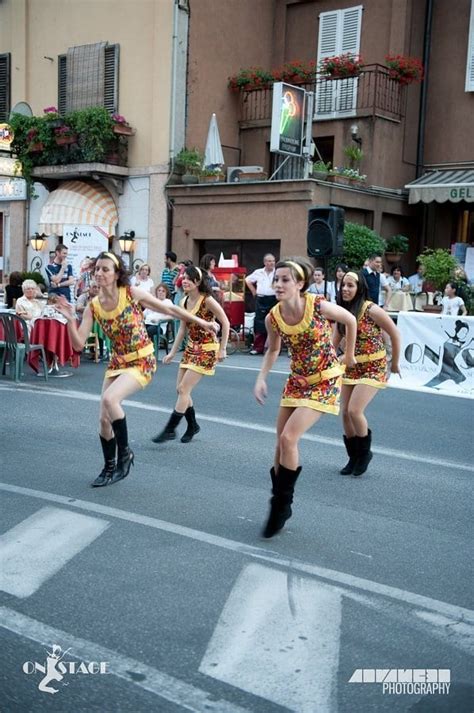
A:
[1,0,174,169]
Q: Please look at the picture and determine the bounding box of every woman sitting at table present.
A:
[55,251,217,489]
[15,279,43,328]
[385,265,412,312]
[143,283,174,340]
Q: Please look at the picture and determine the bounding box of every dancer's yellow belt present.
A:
[114,342,155,365]
[187,340,219,352]
[354,349,385,363]
[290,364,344,388]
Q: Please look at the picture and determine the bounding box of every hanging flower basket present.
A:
[385,55,424,85]
[112,123,134,136]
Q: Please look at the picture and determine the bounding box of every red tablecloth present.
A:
[28,319,81,372]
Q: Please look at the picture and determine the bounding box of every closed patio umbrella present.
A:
[204,113,224,168]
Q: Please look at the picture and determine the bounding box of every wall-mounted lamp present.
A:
[350,124,362,146]
[119,230,136,253]
[30,232,47,251]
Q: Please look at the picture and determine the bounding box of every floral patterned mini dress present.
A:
[180,294,219,376]
[343,300,387,389]
[270,293,344,414]
[90,286,156,388]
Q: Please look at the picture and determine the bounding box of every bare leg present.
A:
[346,384,378,436]
[101,373,143,426]
[175,369,203,413]
[341,384,356,436]
[278,406,322,470]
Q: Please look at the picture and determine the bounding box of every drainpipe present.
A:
[416,0,433,178]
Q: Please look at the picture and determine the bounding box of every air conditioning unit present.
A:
[227,166,264,183]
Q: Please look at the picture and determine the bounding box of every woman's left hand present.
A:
[391,362,401,376]
[340,352,356,368]
[203,319,219,334]
[217,348,227,362]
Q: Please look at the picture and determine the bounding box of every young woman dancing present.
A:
[56,252,217,488]
[152,265,230,444]
[334,270,401,476]
[254,257,357,538]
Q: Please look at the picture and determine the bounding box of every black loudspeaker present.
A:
[307,206,345,258]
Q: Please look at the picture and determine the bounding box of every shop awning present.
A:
[38,180,118,235]
[405,170,474,204]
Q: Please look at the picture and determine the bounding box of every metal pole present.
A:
[303,91,314,179]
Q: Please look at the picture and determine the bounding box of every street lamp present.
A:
[30,232,46,251]
[119,230,136,253]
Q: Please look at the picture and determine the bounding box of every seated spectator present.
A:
[5,271,24,308]
[143,283,174,339]
[15,279,43,329]
[387,265,410,292]
[408,264,424,294]
[76,281,100,323]
[307,267,330,298]
[131,263,154,292]
[441,282,467,316]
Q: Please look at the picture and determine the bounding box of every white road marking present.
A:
[0,606,250,713]
[0,506,109,598]
[1,483,473,631]
[200,563,341,713]
[0,384,472,473]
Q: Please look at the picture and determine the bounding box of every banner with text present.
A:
[389,312,474,399]
[63,225,109,279]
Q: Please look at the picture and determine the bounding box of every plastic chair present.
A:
[0,313,48,381]
[152,321,169,355]
[85,332,100,363]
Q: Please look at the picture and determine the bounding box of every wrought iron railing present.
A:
[239,65,403,124]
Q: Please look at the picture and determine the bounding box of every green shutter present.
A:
[58,54,67,115]
[0,53,11,122]
[104,44,119,113]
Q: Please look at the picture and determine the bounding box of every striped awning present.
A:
[405,170,474,204]
[38,180,118,235]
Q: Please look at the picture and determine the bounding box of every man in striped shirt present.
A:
[161,251,179,300]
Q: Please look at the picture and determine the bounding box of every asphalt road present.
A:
[0,353,472,712]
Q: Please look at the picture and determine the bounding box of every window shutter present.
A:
[0,53,11,122]
[58,54,67,115]
[104,44,119,113]
[315,5,362,119]
[466,1,474,91]
[337,5,362,114]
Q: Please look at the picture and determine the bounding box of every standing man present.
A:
[161,251,179,301]
[45,244,75,302]
[245,253,277,354]
[363,253,392,310]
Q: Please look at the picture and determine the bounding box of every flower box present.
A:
[55,134,77,146]
[28,142,44,153]
[237,171,268,182]
[112,124,134,136]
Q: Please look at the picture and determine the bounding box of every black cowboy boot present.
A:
[340,435,357,475]
[180,406,201,443]
[110,417,134,484]
[151,410,184,443]
[352,429,373,476]
[262,464,302,538]
[91,436,116,487]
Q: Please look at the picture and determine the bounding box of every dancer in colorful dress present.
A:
[334,270,401,476]
[56,252,217,488]
[152,265,230,444]
[254,257,357,538]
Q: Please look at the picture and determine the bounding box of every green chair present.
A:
[0,313,48,381]
[152,321,170,356]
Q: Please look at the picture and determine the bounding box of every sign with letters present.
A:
[0,178,27,201]
[270,82,305,156]
[63,224,109,280]
[389,313,474,399]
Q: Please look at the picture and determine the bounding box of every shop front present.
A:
[0,165,28,282]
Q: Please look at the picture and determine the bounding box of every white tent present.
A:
[204,113,224,168]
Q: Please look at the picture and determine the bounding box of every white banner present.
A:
[63,225,109,281]
[389,312,474,399]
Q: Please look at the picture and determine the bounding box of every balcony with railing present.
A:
[239,65,404,126]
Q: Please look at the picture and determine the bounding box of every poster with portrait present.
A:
[389,313,474,399]
[63,225,109,280]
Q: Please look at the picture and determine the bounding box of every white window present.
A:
[315,5,363,119]
[466,0,474,91]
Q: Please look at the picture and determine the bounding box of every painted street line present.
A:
[200,563,341,713]
[0,506,109,598]
[1,483,473,630]
[1,384,472,473]
[0,606,250,713]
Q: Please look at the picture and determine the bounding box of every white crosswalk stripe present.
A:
[0,506,109,598]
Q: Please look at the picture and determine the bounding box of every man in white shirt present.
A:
[408,264,424,294]
[362,253,392,309]
[245,253,277,354]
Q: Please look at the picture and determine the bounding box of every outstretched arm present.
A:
[55,298,93,351]
[254,314,281,405]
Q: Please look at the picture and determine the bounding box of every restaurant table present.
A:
[28,318,80,377]
[385,291,414,312]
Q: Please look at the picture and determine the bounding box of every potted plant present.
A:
[111,113,135,136]
[227,66,274,91]
[343,145,363,168]
[311,160,331,179]
[339,222,386,270]
[385,55,424,85]
[43,106,63,129]
[417,248,458,311]
[272,59,317,85]
[54,124,78,146]
[199,167,224,183]
[384,234,409,263]
[175,148,204,183]
[67,106,115,162]
[319,53,363,79]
